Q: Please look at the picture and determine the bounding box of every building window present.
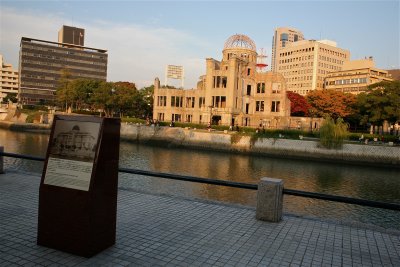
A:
[171,96,183,107]
[256,101,264,112]
[221,96,226,108]
[211,96,227,108]
[213,76,227,88]
[272,83,281,94]
[157,113,165,121]
[271,101,280,112]
[213,76,220,88]
[222,77,227,88]
[186,97,195,108]
[247,68,251,76]
[157,96,167,106]
[172,114,181,122]
[186,114,192,122]
[247,84,251,95]
[257,82,265,93]
[199,97,205,108]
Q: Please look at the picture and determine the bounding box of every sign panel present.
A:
[44,120,100,191]
[37,115,120,257]
[166,65,184,79]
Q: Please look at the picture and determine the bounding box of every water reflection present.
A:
[117,142,400,230]
[1,128,399,230]
[1,129,48,173]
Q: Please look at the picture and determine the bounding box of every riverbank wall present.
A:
[1,121,399,167]
[0,121,51,133]
[121,124,400,167]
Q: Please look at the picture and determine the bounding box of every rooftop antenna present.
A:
[256,48,268,73]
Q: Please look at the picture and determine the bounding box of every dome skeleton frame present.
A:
[223,34,256,51]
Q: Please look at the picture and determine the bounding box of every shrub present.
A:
[319,116,349,149]
[121,117,147,124]
[25,111,46,123]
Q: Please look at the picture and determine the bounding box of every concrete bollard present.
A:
[256,177,283,222]
[0,146,4,174]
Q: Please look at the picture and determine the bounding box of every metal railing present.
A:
[1,151,399,212]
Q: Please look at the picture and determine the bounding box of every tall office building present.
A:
[0,55,19,103]
[19,32,107,105]
[58,25,85,46]
[276,39,350,95]
[271,27,304,72]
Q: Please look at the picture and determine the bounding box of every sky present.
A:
[0,0,399,89]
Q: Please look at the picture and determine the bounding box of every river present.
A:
[1,128,399,231]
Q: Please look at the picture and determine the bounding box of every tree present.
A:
[2,93,17,104]
[286,91,310,116]
[113,82,137,117]
[128,85,154,119]
[91,81,117,117]
[319,116,349,149]
[356,81,400,125]
[56,69,74,111]
[306,89,356,120]
[70,79,101,111]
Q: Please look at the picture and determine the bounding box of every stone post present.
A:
[256,177,283,222]
[0,146,4,174]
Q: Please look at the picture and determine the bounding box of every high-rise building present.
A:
[271,27,304,72]
[153,34,291,129]
[19,33,107,105]
[324,57,393,94]
[58,25,85,47]
[0,55,19,103]
[276,39,350,95]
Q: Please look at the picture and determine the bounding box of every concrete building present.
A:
[153,34,291,129]
[271,27,304,72]
[0,55,19,103]
[58,25,85,47]
[275,39,350,95]
[19,33,107,105]
[324,57,393,94]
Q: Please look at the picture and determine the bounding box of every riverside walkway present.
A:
[1,170,399,267]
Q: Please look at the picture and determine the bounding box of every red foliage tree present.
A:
[286,91,310,117]
[306,89,356,119]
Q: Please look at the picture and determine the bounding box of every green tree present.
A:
[319,116,349,149]
[113,82,137,117]
[356,81,400,126]
[131,85,153,119]
[70,79,101,111]
[56,69,74,111]
[91,81,117,117]
[2,93,17,104]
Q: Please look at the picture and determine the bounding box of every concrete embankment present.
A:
[0,121,51,133]
[121,124,400,167]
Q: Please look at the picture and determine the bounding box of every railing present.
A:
[1,151,399,212]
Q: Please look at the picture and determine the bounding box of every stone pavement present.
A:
[0,170,399,267]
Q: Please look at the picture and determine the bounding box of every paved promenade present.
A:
[0,170,399,266]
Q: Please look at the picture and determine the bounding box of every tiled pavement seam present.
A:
[0,170,399,266]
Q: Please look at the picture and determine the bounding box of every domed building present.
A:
[153,34,291,128]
